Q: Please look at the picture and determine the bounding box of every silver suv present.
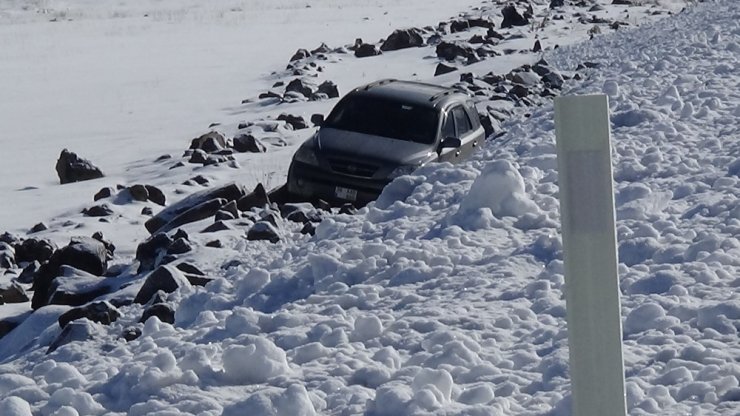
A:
[287,79,484,205]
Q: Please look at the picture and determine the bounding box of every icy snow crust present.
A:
[1,1,740,415]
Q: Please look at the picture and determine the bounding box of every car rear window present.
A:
[323,95,439,144]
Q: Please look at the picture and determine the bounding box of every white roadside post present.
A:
[554,95,627,416]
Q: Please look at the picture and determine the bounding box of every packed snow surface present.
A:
[1,0,739,415]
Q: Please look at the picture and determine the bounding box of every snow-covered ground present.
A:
[2,0,739,415]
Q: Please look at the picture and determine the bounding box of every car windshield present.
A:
[323,95,439,144]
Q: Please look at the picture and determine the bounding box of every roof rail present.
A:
[361,78,397,91]
[429,86,472,102]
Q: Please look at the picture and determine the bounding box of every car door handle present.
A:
[455,150,461,157]
[472,140,478,147]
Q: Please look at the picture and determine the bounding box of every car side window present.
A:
[442,112,456,139]
[452,106,472,137]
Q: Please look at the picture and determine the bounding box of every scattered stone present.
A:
[542,71,565,89]
[214,210,236,222]
[478,111,495,138]
[259,90,283,100]
[122,327,142,341]
[136,233,172,273]
[29,223,48,233]
[190,132,227,153]
[155,154,172,162]
[233,134,267,153]
[339,203,358,215]
[300,222,316,236]
[140,303,175,324]
[550,0,565,8]
[436,41,479,63]
[247,222,280,243]
[145,183,246,234]
[189,149,208,164]
[17,261,41,284]
[310,114,325,126]
[83,204,114,217]
[191,175,210,186]
[434,63,458,76]
[134,265,192,304]
[166,238,192,255]
[290,48,311,61]
[380,28,424,51]
[317,81,339,99]
[501,4,529,28]
[312,43,332,54]
[145,185,166,206]
[286,78,315,98]
[355,43,381,58]
[512,71,541,87]
[277,113,310,130]
[175,262,205,276]
[56,149,104,184]
[533,39,542,52]
[0,281,28,304]
[47,320,96,353]
[94,187,114,201]
[267,184,291,206]
[14,238,56,263]
[45,266,112,308]
[141,207,154,216]
[58,301,120,328]
[510,84,530,98]
[205,240,222,248]
[128,184,149,202]
[237,183,270,212]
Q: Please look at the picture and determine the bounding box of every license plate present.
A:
[334,186,357,201]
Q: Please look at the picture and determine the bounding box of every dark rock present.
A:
[612,0,634,4]
[94,187,114,201]
[47,320,95,354]
[122,327,142,341]
[169,161,185,170]
[17,261,40,284]
[172,229,189,241]
[0,319,19,339]
[83,204,114,217]
[30,223,48,233]
[128,184,149,202]
[148,198,227,234]
[233,134,267,153]
[58,301,120,328]
[141,207,154,216]
[15,238,56,263]
[355,43,381,58]
[300,222,316,236]
[501,5,529,28]
[339,203,358,215]
[143,185,166,206]
[380,28,424,51]
[542,71,565,89]
[479,112,495,138]
[189,149,208,164]
[259,90,283,100]
[155,154,172,162]
[487,28,505,40]
[175,262,204,276]
[510,85,530,98]
[312,43,332,54]
[191,175,210,185]
[140,303,175,324]
[512,71,541,87]
[53,237,108,276]
[0,281,28,304]
[145,183,246,234]
[290,48,310,61]
[315,199,332,212]
[550,0,565,8]
[136,233,172,273]
[134,265,192,304]
[310,114,325,126]
[436,41,479,62]
[190,132,227,153]
[166,238,192,255]
[277,114,309,130]
[286,78,315,98]
[317,81,340,99]
[247,222,280,243]
[237,183,270,212]
[55,149,104,184]
[267,184,291,206]
[91,232,115,260]
[214,210,236,221]
[205,240,222,248]
[533,39,542,52]
[0,232,19,245]
[469,34,487,44]
[434,63,458,76]
[45,266,111,308]
[221,201,239,218]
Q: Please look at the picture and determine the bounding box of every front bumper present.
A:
[287,160,391,206]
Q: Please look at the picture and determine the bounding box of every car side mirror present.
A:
[310,114,325,127]
[440,137,462,149]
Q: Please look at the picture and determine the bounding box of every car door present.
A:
[437,110,460,163]
[451,105,478,160]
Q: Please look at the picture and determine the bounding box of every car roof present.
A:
[349,79,469,110]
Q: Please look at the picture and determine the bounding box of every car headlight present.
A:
[293,143,319,166]
[388,164,420,179]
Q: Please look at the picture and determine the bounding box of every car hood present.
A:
[317,128,434,165]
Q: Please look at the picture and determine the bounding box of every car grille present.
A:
[327,158,378,177]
